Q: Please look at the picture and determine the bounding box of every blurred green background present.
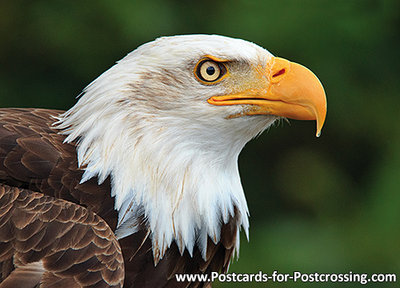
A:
[1,0,399,287]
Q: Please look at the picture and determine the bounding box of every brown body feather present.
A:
[0,108,238,287]
[0,184,124,288]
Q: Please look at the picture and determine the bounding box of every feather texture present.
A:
[0,108,239,287]
[0,184,124,288]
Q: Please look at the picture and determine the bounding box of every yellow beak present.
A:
[208,57,327,137]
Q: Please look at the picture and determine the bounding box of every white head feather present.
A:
[55,35,277,262]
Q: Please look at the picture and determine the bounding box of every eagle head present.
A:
[56,35,327,263]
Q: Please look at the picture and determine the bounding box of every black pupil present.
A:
[206,66,215,75]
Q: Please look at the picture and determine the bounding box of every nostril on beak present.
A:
[272,68,286,78]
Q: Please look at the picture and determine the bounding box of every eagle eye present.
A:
[195,60,226,84]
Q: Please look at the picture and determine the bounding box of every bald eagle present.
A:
[0,35,326,287]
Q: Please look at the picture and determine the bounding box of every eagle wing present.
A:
[0,108,238,288]
[0,108,125,287]
[0,184,124,288]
